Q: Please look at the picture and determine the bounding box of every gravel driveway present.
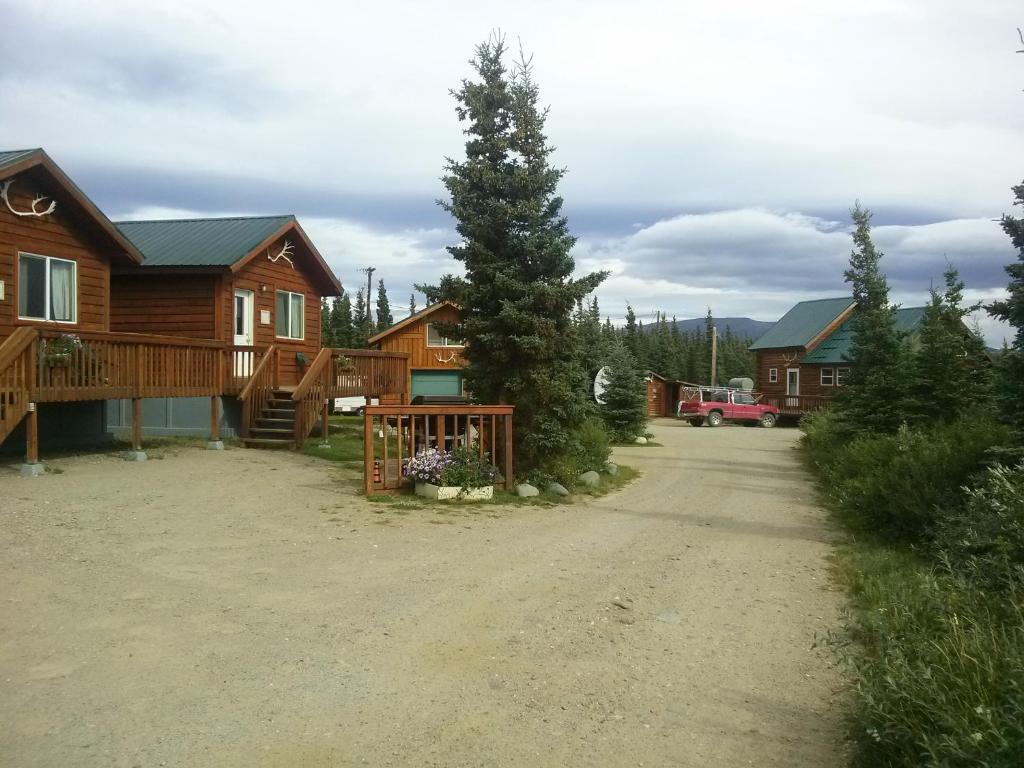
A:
[0,420,847,767]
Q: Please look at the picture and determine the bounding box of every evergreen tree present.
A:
[598,336,648,441]
[840,203,910,433]
[912,267,991,422]
[988,182,1024,431]
[431,35,607,472]
[321,298,333,347]
[352,288,370,348]
[409,293,418,316]
[624,305,640,362]
[376,279,393,330]
[330,293,353,348]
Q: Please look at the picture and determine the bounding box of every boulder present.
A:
[634,436,648,445]
[546,482,570,497]
[605,462,619,476]
[516,483,539,498]
[579,471,601,488]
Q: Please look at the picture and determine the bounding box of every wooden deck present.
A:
[756,394,831,416]
[0,329,410,466]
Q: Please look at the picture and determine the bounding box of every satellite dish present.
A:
[594,366,611,404]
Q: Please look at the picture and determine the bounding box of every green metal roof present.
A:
[0,148,42,174]
[115,215,293,267]
[748,297,853,350]
[801,306,928,364]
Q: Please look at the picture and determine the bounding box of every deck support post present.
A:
[503,414,514,491]
[125,397,147,462]
[318,399,330,448]
[20,404,43,477]
[207,396,224,450]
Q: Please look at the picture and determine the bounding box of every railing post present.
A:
[363,410,374,496]
[21,403,41,476]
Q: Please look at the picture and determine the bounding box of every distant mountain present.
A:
[642,317,776,341]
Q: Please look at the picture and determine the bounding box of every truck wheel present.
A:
[759,412,777,428]
[706,411,723,427]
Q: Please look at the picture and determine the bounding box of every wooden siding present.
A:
[754,350,848,400]
[646,378,672,417]
[0,168,115,340]
[375,304,465,402]
[110,274,217,338]
[226,233,323,386]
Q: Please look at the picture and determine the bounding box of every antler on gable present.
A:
[1,179,57,218]
[267,240,295,269]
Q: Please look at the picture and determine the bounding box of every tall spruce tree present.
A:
[988,181,1024,430]
[321,298,333,347]
[912,267,991,422]
[352,288,370,348]
[598,336,648,441]
[376,279,393,330]
[409,293,418,316]
[432,35,607,472]
[330,293,353,348]
[840,203,910,433]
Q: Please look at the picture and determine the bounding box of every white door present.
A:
[786,368,800,407]
[233,289,255,377]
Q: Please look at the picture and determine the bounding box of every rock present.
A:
[516,483,539,498]
[634,436,648,445]
[546,482,569,497]
[605,462,619,476]
[579,471,601,488]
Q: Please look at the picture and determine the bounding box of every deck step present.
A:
[262,408,297,418]
[255,417,294,427]
[249,427,294,436]
[267,399,296,408]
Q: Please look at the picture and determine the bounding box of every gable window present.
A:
[426,323,463,348]
[820,367,835,386]
[837,367,850,386]
[18,253,76,323]
[768,367,778,384]
[275,290,304,340]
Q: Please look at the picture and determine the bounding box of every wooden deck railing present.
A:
[238,344,279,438]
[225,345,270,394]
[362,405,514,496]
[291,348,410,447]
[757,393,832,415]
[0,327,37,447]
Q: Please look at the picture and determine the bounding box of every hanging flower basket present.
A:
[42,334,83,367]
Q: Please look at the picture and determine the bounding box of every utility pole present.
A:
[361,267,375,333]
[710,325,718,386]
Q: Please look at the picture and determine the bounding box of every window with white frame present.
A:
[18,253,76,323]
[768,367,778,384]
[837,367,850,386]
[426,322,463,347]
[275,290,304,339]
[820,367,835,386]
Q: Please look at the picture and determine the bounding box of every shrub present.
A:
[934,461,1024,593]
[534,417,611,487]
[836,546,1024,768]
[809,413,1008,542]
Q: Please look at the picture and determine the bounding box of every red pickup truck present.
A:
[677,387,779,428]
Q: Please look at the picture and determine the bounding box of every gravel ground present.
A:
[0,420,848,767]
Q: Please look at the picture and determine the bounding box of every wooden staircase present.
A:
[241,389,298,448]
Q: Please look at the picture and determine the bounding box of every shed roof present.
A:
[115,215,343,295]
[801,306,928,364]
[748,297,854,350]
[368,301,460,346]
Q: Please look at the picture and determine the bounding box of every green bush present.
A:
[535,417,611,487]
[836,545,1024,767]
[807,413,1008,542]
[934,462,1024,593]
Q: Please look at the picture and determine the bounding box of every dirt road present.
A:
[0,420,847,767]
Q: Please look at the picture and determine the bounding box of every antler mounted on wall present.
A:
[781,351,801,367]
[434,351,457,364]
[267,240,295,269]
[0,179,57,218]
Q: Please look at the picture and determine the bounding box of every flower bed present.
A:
[406,446,497,501]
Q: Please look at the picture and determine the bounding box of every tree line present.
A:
[320,278,412,348]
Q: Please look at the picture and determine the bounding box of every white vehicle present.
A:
[333,396,378,416]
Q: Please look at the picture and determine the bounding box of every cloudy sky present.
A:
[3,0,1022,342]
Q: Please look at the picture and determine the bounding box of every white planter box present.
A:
[415,483,494,501]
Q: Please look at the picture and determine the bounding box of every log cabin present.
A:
[749,297,926,414]
[645,371,676,417]
[368,301,466,403]
[0,148,409,465]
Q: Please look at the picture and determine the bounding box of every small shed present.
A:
[646,371,675,418]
